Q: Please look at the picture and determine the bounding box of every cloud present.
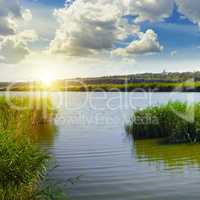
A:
[176,0,200,26]
[0,17,17,36]
[2,0,173,65]
[22,9,32,22]
[48,0,170,60]
[0,0,22,36]
[49,0,139,56]
[127,0,174,22]
[112,29,163,56]
[0,30,38,64]
[0,36,29,64]
[0,1,22,17]
[0,0,37,64]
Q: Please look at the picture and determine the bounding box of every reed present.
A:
[0,132,48,199]
[126,101,200,144]
[0,95,55,134]
[0,96,68,199]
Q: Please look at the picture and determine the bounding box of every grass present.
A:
[126,101,200,144]
[0,95,55,133]
[0,95,68,199]
[0,132,48,199]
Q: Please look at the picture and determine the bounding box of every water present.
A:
[6,92,200,199]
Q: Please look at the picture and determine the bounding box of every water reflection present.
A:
[134,139,200,171]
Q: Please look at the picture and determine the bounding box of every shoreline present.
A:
[1,89,200,92]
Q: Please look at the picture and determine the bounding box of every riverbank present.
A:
[1,81,200,92]
[62,82,200,92]
[0,96,68,199]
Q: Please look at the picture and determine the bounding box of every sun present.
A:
[42,76,53,86]
[39,72,54,87]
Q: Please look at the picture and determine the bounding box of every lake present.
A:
[6,92,200,199]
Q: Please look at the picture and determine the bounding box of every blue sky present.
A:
[32,0,65,6]
[0,0,200,81]
[136,5,200,53]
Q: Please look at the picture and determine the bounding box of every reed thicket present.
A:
[0,95,68,199]
[126,101,200,144]
[0,96,55,132]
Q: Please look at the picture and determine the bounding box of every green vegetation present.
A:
[0,96,55,133]
[126,101,200,144]
[3,81,200,92]
[0,96,68,199]
[2,71,200,92]
[0,71,200,92]
[0,132,49,199]
[64,81,200,92]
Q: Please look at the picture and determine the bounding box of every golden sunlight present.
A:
[39,71,54,86]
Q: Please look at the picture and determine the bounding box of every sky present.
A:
[0,0,200,81]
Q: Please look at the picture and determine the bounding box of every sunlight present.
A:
[39,71,54,87]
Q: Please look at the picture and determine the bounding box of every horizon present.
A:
[0,70,199,83]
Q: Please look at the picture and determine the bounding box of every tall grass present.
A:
[126,101,200,144]
[0,132,49,199]
[0,95,68,199]
[0,95,55,134]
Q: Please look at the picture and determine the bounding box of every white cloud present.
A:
[1,0,174,65]
[49,0,167,60]
[0,0,22,36]
[0,17,17,36]
[22,9,33,22]
[127,0,174,22]
[0,0,38,64]
[112,29,163,56]
[49,0,139,56]
[17,2,58,43]
[0,36,29,64]
[0,30,38,64]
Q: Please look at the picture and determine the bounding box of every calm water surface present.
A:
[10,92,200,199]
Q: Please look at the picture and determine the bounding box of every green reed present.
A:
[126,101,200,144]
[0,96,68,199]
[0,132,49,199]
[0,96,55,133]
